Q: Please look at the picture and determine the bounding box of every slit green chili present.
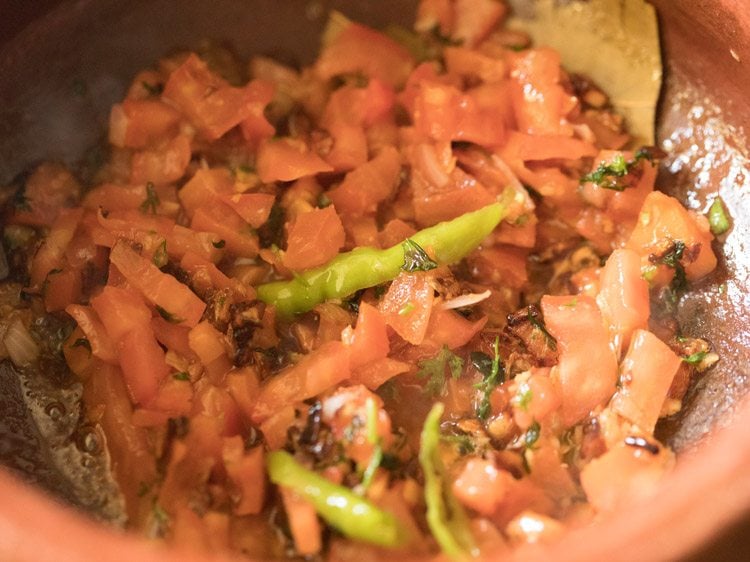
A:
[257,201,508,316]
[419,403,478,558]
[266,450,407,548]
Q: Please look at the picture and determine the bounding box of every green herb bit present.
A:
[71,337,92,355]
[211,239,226,249]
[473,337,505,420]
[402,238,438,273]
[683,350,709,365]
[173,371,190,381]
[524,421,541,449]
[417,346,464,396]
[267,450,406,547]
[152,240,168,268]
[581,148,658,191]
[155,305,185,324]
[652,240,688,293]
[708,197,731,235]
[139,182,160,214]
[517,383,533,412]
[419,403,478,558]
[441,434,476,456]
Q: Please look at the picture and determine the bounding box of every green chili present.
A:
[266,450,406,548]
[419,403,478,558]
[258,201,508,316]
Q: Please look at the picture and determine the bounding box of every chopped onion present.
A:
[440,290,492,310]
[3,318,40,367]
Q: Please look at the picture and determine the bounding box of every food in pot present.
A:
[0,0,722,558]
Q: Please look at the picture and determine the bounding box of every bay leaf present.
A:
[506,0,662,146]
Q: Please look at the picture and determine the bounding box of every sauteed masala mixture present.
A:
[0,0,726,559]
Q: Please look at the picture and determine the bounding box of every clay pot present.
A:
[0,1,748,560]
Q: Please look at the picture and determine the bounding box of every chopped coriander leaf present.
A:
[651,240,688,293]
[139,182,160,214]
[581,148,659,191]
[517,384,533,412]
[683,350,709,365]
[708,197,730,235]
[441,434,476,455]
[473,337,505,420]
[318,193,332,208]
[173,371,190,381]
[524,421,541,448]
[401,238,438,272]
[155,305,185,324]
[398,302,415,316]
[417,345,464,396]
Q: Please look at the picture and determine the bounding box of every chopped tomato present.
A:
[109,99,181,149]
[327,146,402,216]
[109,241,207,327]
[610,329,683,432]
[343,302,390,369]
[540,295,618,427]
[65,304,118,364]
[29,207,83,288]
[221,192,276,228]
[453,458,512,515]
[283,205,346,271]
[316,22,415,88]
[130,134,192,185]
[379,272,435,345]
[256,137,334,182]
[223,439,266,515]
[280,487,322,556]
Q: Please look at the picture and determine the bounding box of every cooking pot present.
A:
[1,1,749,560]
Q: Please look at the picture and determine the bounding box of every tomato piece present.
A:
[351,357,411,391]
[451,0,507,47]
[343,302,390,369]
[626,191,717,283]
[188,321,233,384]
[252,341,351,423]
[326,146,401,216]
[83,182,180,217]
[178,168,234,219]
[221,192,276,228]
[151,376,194,416]
[109,241,207,327]
[453,458,512,515]
[467,245,529,290]
[43,267,82,312]
[540,295,618,427]
[444,46,507,83]
[280,487,322,556]
[322,121,369,172]
[164,54,273,140]
[256,137,334,182]
[9,163,81,228]
[151,315,194,359]
[225,366,262,423]
[316,22,415,88]
[29,207,83,288]
[130,134,192,185]
[597,248,650,347]
[90,285,152,341]
[109,99,181,149]
[239,79,277,146]
[580,444,672,513]
[379,272,434,345]
[65,304,118,364]
[191,206,260,258]
[423,306,487,350]
[412,81,506,146]
[510,48,575,137]
[322,79,396,128]
[223,438,266,515]
[610,329,683,432]
[282,206,346,271]
[118,323,170,406]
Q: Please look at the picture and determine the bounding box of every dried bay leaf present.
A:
[507,0,662,146]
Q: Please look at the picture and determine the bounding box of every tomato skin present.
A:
[91,285,152,342]
[378,272,435,345]
[221,192,276,228]
[118,324,170,406]
[256,137,334,182]
[109,99,181,149]
[316,22,415,88]
[510,48,575,137]
[626,190,717,283]
[610,329,683,432]
[283,206,346,271]
[344,302,390,370]
[327,146,401,216]
[540,294,618,427]
[597,248,650,348]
